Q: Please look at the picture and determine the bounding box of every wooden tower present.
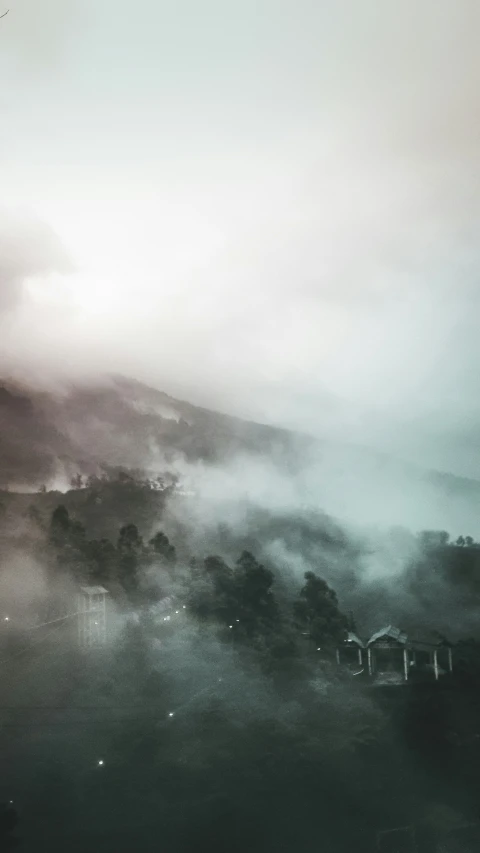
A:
[77,586,108,649]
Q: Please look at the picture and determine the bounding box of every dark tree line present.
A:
[6,507,480,850]
[47,504,350,666]
[49,504,176,593]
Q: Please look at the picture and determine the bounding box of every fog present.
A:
[0,1,479,481]
[3,5,480,850]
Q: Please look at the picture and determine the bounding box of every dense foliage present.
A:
[1,488,480,851]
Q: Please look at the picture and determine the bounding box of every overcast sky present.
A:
[1,1,480,475]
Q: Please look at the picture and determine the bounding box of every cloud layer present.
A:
[1,1,480,475]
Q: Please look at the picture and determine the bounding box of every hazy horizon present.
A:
[2,9,480,850]
[1,2,480,478]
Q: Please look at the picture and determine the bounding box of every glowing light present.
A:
[236,619,240,622]
[4,616,9,622]
[229,625,233,629]
[317,648,321,651]
[97,759,104,766]
[182,605,186,609]
[175,610,179,614]
[168,712,175,718]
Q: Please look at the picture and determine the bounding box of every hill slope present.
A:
[1,373,480,533]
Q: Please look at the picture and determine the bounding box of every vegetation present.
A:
[2,480,480,850]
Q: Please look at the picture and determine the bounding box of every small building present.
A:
[337,631,365,670]
[77,586,108,649]
[336,624,453,684]
[408,633,453,681]
[367,626,409,682]
[368,626,453,683]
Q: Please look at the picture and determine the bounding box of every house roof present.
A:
[367,625,408,646]
[345,631,365,648]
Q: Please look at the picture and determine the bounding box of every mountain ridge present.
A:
[1,373,480,534]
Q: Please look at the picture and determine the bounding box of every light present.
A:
[4,616,9,622]
[97,759,104,766]
[168,712,175,718]
[316,648,321,651]
[236,619,240,622]
[175,610,179,614]
[182,605,186,609]
[229,625,233,629]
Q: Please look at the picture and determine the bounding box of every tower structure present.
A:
[77,586,108,649]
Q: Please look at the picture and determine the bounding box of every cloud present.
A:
[0,0,88,73]
[1,1,480,476]
[0,208,73,314]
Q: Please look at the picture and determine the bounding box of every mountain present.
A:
[1,373,480,534]
[0,374,315,486]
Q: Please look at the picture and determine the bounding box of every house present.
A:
[336,624,453,684]
[337,631,365,670]
[366,626,409,682]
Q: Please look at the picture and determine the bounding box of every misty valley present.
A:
[3,2,480,850]
[1,380,480,851]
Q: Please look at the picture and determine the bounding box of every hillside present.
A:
[0,375,313,487]
[2,373,480,534]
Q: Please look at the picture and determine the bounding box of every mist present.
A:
[0,1,479,481]
[2,5,480,846]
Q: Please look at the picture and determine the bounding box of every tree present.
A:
[70,473,84,490]
[149,530,176,567]
[418,530,450,550]
[118,523,142,550]
[86,537,116,582]
[205,555,237,623]
[187,556,236,624]
[49,504,70,547]
[294,572,348,652]
[234,551,278,632]
[48,505,89,582]
[455,536,466,547]
[69,518,86,545]
[117,524,144,593]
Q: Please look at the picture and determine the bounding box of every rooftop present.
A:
[345,631,365,648]
[367,625,408,646]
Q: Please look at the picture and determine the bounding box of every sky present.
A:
[1,0,480,475]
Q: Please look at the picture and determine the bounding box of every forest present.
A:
[1,474,480,851]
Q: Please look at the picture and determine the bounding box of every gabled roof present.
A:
[367,625,408,646]
[345,631,365,648]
